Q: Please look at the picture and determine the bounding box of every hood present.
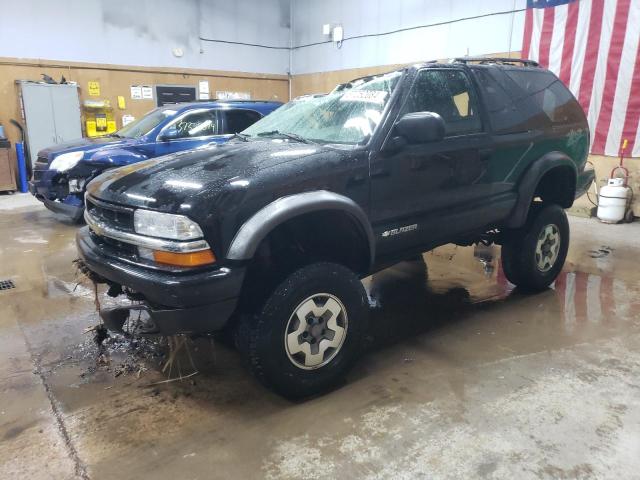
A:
[86,139,332,213]
[38,136,140,162]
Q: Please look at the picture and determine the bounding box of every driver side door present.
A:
[370,68,490,259]
[155,108,221,156]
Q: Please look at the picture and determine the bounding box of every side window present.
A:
[473,67,531,134]
[403,69,482,136]
[224,109,262,133]
[164,110,219,139]
[504,69,584,126]
[541,81,584,124]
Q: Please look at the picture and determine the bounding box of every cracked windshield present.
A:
[244,71,403,144]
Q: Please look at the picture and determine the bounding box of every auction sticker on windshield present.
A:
[340,90,388,104]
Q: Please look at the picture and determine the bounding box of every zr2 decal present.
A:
[381,224,418,238]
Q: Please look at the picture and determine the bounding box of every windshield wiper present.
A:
[109,133,123,138]
[256,130,312,144]
[230,132,250,142]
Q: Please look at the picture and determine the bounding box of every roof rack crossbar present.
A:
[451,57,540,67]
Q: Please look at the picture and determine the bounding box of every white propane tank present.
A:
[597,177,629,223]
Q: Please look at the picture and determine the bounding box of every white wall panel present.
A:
[0,0,290,74]
[1,0,527,76]
[291,0,528,74]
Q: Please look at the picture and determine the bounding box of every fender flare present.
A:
[505,151,577,228]
[226,191,375,268]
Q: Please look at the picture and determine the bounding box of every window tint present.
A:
[225,109,262,133]
[505,69,584,125]
[472,66,535,134]
[540,81,584,124]
[403,69,481,136]
[164,110,219,139]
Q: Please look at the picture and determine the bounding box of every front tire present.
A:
[501,204,569,292]
[238,262,368,398]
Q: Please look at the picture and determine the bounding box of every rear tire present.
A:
[501,204,569,292]
[236,262,368,398]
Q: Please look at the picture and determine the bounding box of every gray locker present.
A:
[20,83,82,166]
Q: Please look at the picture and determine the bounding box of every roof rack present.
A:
[190,99,277,103]
[451,57,540,67]
[218,99,278,103]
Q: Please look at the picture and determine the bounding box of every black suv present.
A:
[77,58,594,397]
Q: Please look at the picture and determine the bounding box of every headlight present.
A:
[134,209,204,240]
[49,151,84,172]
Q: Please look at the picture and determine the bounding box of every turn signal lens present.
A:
[153,249,216,267]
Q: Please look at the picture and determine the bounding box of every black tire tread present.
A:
[236,262,368,398]
[501,203,569,292]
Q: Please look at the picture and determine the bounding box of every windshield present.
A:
[115,107,179,139]
[244,71,403,144]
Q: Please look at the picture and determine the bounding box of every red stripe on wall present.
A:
[578,0,605,112]
[554,272,567,316]
[592,0,633,154]
[538,7,556,67]
[559,0,580,85]
[600,275,615,324]
[620,35,640,154]
[522,8,534,60]
[574,272,588,322]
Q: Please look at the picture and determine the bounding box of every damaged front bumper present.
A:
[76,227,245,335]
[29,166,86,221]
[98,302,237,335]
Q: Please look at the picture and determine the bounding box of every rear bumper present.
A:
[76,227,245,334]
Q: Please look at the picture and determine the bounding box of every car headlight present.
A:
[134,209,204,240]
[49,151,84,172]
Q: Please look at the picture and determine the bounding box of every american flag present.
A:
[522,0,640,157]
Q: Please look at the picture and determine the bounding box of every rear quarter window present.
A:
[472,66,541,134]
[505,69,585,126]
[473,67,584,133]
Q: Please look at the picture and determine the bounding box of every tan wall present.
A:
[291,64,406,98]
[0,57,290,149]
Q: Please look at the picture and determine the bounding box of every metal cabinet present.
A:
[19,83,82,166]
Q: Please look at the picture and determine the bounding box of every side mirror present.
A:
[158,126,179,141]
[395,112,445,144]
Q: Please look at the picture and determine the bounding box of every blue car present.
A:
[29,100,282,221]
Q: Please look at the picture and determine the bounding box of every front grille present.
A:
[86,196,134,232]
[33,169,44,181]
[101,235,138,256]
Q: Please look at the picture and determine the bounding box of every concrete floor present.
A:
[1,193,639,480]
